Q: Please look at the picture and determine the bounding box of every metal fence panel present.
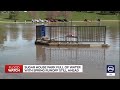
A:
[36,26,106,44]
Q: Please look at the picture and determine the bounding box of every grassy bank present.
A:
[71,12,119,20]
[0,11,119,23]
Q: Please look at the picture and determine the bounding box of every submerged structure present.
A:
[35,25,109,47]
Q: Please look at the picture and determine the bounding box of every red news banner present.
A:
[5,65,83,73]
[5,65,23,73]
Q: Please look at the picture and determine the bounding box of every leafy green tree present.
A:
[9,11,19,21]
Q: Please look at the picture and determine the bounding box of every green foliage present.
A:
[9,11,19,20]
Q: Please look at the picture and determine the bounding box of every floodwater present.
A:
[0,21,119,79]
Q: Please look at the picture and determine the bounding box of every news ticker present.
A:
[5,65,83,73]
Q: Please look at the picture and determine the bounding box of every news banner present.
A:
[4,64,115,76]
[5,65,83,73]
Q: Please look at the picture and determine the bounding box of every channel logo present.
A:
[5,65,23,73]
[106,65,115,76]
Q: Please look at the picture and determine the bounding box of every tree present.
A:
[28,11,39,19]
[46,11,59,19]
[61,11,71,19]
[46,11,71,20]
[9,11,19,21]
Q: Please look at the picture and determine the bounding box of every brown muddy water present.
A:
[0,21,119,79]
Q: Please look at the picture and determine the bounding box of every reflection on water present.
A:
[36,45,105,65]
[0,21,119,79]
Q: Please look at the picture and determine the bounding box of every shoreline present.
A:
[71,20,120,22]
[0,20,119,24]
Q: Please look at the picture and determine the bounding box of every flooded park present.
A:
[0,21,119,79]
